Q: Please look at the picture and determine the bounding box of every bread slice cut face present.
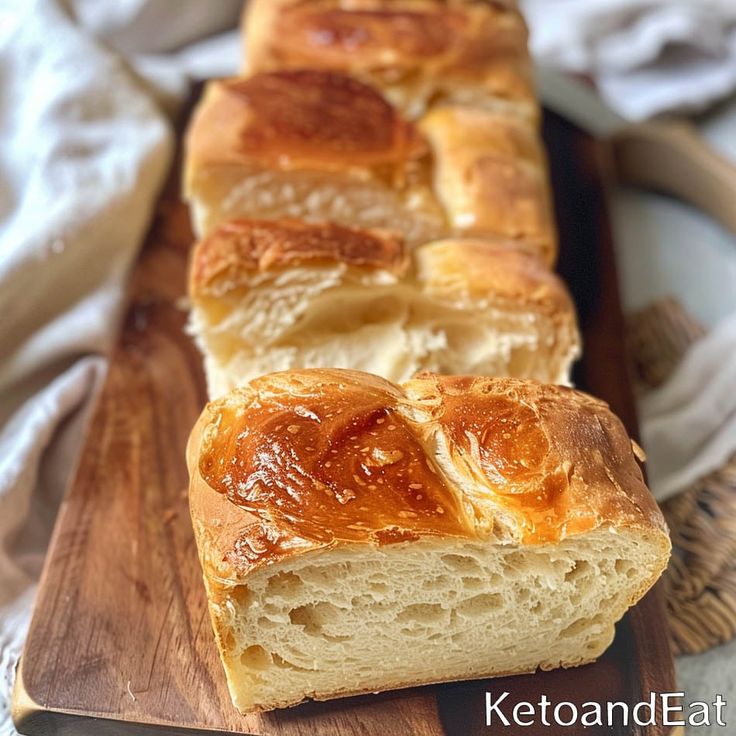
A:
[188,219,580,397]
[187,369,670,713]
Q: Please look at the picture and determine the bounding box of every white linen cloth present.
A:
[522,0,736,120]
[613,183,736,509]
[0,1,241,733]
[640,311,736,500]
[1,1,736,735]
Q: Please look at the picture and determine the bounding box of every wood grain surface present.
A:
[12,111,677,736]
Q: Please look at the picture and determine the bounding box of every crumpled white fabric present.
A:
[610,184,736,504]
[0,0,240,732]
[522,0,736,120]
[640,311,736,500]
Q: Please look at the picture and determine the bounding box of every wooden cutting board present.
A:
[12,111,678,736]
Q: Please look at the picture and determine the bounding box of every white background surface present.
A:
[615,103,736,328]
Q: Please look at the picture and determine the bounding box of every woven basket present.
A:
[626,297,736,655]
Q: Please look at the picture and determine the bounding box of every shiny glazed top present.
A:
[200,377,473,546]
[196,371,662,567]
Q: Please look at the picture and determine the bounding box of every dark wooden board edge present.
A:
[12,110,678,736]
[549,109,678,735]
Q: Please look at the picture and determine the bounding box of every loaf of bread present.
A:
[187,369,670,713]
[243,0,537,122]
[188,220,580,397]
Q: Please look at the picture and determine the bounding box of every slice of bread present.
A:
[187,220,580,397]
[183,71,446,245]
[183,69,556,264]
[243,0,537,122]
[187,369,670,713]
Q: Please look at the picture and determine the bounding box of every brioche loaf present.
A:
[188,220,580,397]
[187,369,670,713]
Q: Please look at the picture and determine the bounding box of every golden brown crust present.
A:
[243,0,534,112]
[188,220,573,319]
[409,374,667,543]
[188,370,669,583]
[415,238,573,318]
[189,219,407,298]
[185,71,427,177]
[419,105,557,263]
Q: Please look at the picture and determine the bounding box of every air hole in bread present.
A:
[289,602,344,634]
[423,575,451,589]
[560,613,606,639]
[368,580,389,594]
[457,593,503,617]
[564,560,592,584]
[240,645,271,670]
[265,571,304,598]
[230,585,252,608]
[461,576,484,591]
[395,603,446,625]
[271,653,315,673]
[615,558,636,577]
[502,551,525,571]
[441,553,484,575]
